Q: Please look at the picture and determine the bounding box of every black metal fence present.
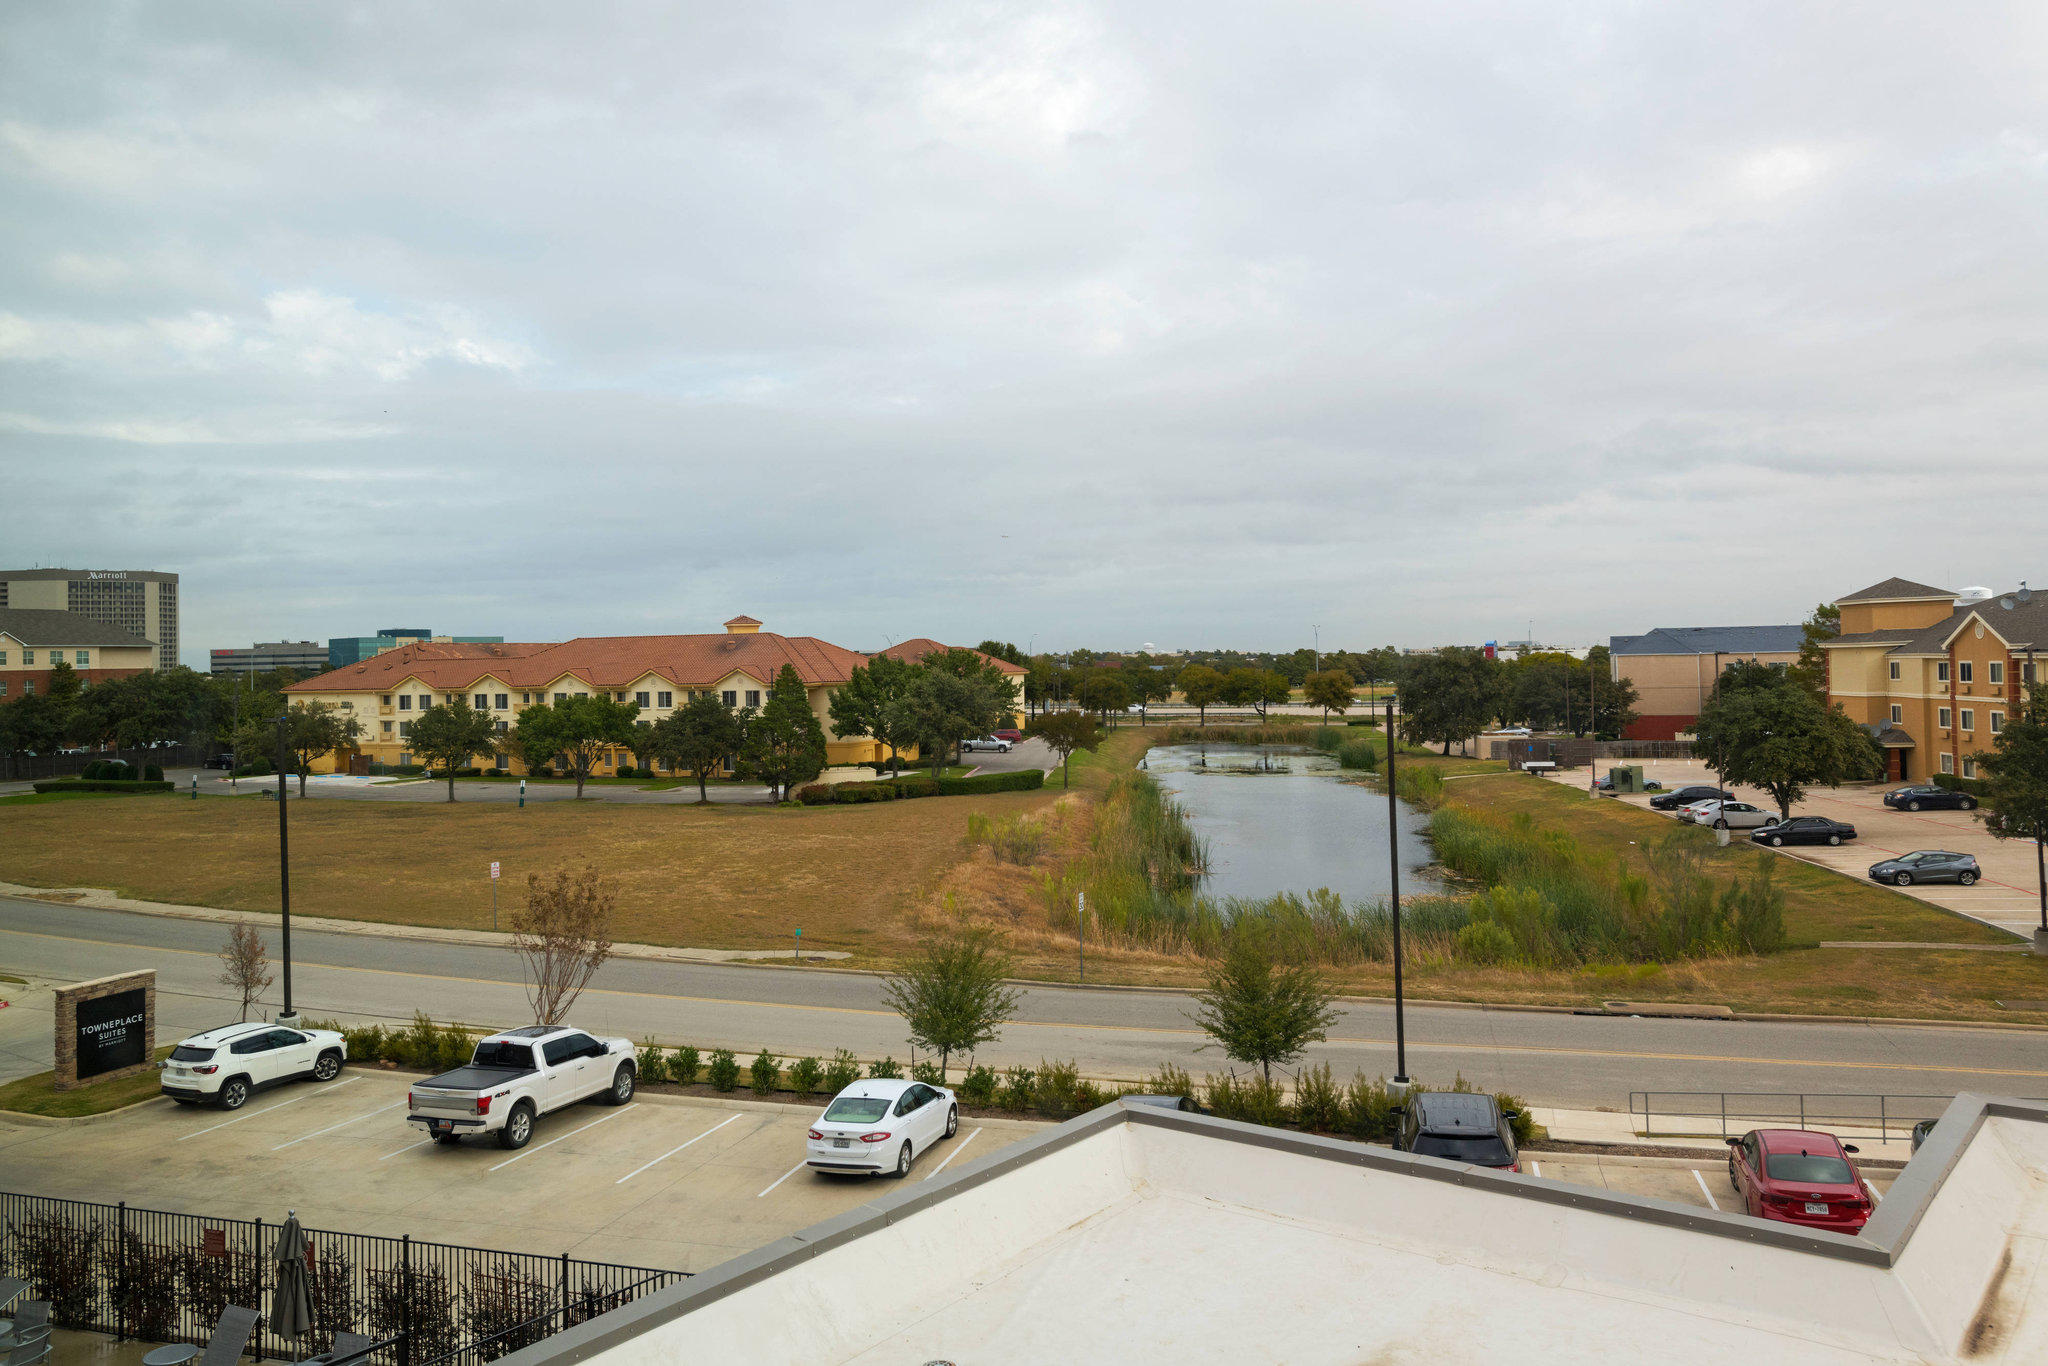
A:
[1626,1091,2018,1142]
[0,1193,685,1366]
[0,742,216,782]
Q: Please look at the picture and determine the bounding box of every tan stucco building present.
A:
[0,608,158,702]
[281,616,1025,774]
[1607,625,1806,740]
[1821,577,2043,784]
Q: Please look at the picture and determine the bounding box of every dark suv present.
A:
[1649,785,1731,811]
[1393,1092,1520,1171]
[1866,850,1981,887]
[1883,785,1978,812]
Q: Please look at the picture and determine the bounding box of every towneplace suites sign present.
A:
[54,970,157,1089]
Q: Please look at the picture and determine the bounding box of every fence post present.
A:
[1799,1095,1806,1131]
[1719,1093,1726,1139]
[400,1235,412,1366]
[253,1217,265,1363]
[560,1252,570,1331]
[115,1201,128,1343]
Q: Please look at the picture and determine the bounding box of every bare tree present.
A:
[511,867,616,1025]
[218,922,274,1021]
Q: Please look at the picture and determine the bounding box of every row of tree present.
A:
[1392,646,1640,754]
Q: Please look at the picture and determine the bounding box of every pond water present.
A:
[1142,743,1443,904]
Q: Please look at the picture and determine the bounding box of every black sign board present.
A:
[76,988,147,1079]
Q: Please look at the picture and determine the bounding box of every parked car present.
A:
[1867,850,1981,887]
[1649,785,1731,811]
[993,728,1023,743]
[805,1078,958,1178]
[1725,1128,1871,1233]
[204,754,236,770]
[161,1021,347,1110]
[1883,785,1978,813]
[1678,799,1774,830]
[1391,1092,1520,1171]
[961,736,1012,753]
[1751,816,1857,847]
[407,1025,635,1150]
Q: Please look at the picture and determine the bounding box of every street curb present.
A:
[0,1094,175,1127]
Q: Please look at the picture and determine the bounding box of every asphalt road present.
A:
[5,897,2045,1109]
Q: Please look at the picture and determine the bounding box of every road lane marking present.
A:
[1865,1180,1883,1203]
[379,1138,433,1161]
[1692,1170,1721,1210]
[757,1160,808,1198]
[924,1127,982,1181]
[489,1105,636,1172]
[615,1114,742,1184]
[271,1099,404,1150]
[175,1079,358,1141]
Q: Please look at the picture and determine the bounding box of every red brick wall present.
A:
[1623,714,1696,741]
[0,667,148,700]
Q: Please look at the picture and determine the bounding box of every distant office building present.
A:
[209,641,331,678]
[0,568,178,670]
[328,627,503,670]
[0,608,157,701]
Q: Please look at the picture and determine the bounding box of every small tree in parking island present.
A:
[1031,709,1104,788]
[1691,668,1882,819]
[512,867,616,1025]
[407,699,502,801]
[246,701,364,795]
[1190,931,1339,1084]
[218,923,274,1022]
[1303,669,1355,722]
[650,691,747,802]
[739,664,829,801]
[882,929,1023,1079]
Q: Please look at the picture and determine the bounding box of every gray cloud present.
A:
[4,2,2046,664]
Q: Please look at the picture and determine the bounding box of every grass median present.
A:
[0,1047,174,1118]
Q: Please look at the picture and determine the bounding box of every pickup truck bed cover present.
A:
[418,1064,533,1092]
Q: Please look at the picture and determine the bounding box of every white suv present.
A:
[161,1021,347,1109]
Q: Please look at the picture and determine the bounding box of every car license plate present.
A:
[433,1121,451,1134]
[834,1138,850,1149]
[1803,1201,1829,1215]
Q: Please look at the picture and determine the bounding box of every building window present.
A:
[2027,662,2039,684]
[1889,705,1902,723]
[495,720,508,734]
[657,690,673,708]
[21,650,32,665]
[1990,661,2004,685]
[496,694,509,710]
[20,680,31,696]
[1941,753,1955,774]
[381,694,392,706]
[399,721,411,736]
[0,652,6,666]
[494,753,510,770]
[399,695,411,710]
[1888,661,1900,680]
[1937,662,1951,682]
[722,690,737,707]
[474,693,488,709]
[746,689,761,708]
[1939,706,1952,728]
[381,721,393,734]
[1959,661,1974,684]
[399,752,411,766]
[522,692,531,704]
[0,682,7,697]
[75,650,88,665]
[1963,758,1977,779]
[635,691,650,706]
[1991,711,2005,734]
[554,692,567,703]
[1960,709,1974,732]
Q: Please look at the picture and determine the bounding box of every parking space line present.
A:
[490,1105,637,1172]
[615,1114,742,1184]
[175,1079,358,1141]
[1529,1160,1541,1178]
[1692,1170,1720,1210]
[924,1127,981,1181]
[271,1100,405,1151]
[757,1160,808,1198]
[1865,1180,1883,1203]
[379,1138,433,1161]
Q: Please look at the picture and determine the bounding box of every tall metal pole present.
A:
[1385,693,1409,1089]
[274,716,294,1020]
[1077,891,1086,983]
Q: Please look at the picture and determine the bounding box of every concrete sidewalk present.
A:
[1533,1105,1916,1161]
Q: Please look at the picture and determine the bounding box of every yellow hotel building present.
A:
[281,616,1025,775]
[1822,577,2044,784]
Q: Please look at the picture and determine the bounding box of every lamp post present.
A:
[1312,624,1321,675]
[273,716,295,1023]
[1384,692,1411,1094]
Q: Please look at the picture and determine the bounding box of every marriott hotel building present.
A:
[0,568,179,670]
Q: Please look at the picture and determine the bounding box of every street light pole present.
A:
[1313,624,1320,675]
[1385,692,1410,1092]
[273,716,295,1022]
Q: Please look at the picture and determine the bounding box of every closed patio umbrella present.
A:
[269,1212,314,1341]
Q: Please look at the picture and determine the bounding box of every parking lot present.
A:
[1542,759,2043,940]
[1524,1151,1894,1215]
[0,1073,1041,1272]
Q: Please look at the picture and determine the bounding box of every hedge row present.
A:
[795,768,1045,805]
[79,760,162,780]
[1931,773,1992,800]
[31,779,175,794]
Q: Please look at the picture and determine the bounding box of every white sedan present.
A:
[805,1078,959,1177]
[161,1020,347,1109]
[1678,799,1776,830]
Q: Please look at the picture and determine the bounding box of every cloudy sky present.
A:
[5,3,2046,665]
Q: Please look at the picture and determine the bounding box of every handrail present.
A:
[1626,1091,2044,1141]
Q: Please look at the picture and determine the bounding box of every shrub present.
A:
[1204,1072,1288,1126]
[867,1055,902,1080]
[966,812,1047,863]
[750,1049,780,1095]
[958,1064,999,1107]
[343,1022,387,1063]
[1031,1059,1084,1118]
[706,1048,739,1092]
[787,1056,825,1099]
[1292,1062,1344,1134]
[794,783,832,804]
[824,1048,861,1094]
[669,1045,701,1087]
[435,1021,474,1071]
[936,769,1044,796]
[998,1065,1035,1112]
[910,1059,944,1085]
[397,1012,440,1069]
[893,777,940,798]
[636,1038,669,1084]
[1452,917,1519,966]
[1146,1062,1196,1104]
[1334,737,1379,772]
[1342,1075,1401,1141]
[144,764,164,782]
[31,778,175,794]
[82,760,105,779]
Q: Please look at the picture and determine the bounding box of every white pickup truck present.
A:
[407,1025,637,1150]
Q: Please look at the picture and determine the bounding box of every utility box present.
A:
[1608,764,1647,794]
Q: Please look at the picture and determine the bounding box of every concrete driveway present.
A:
[1545,759,2045,941]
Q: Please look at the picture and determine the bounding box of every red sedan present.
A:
[1725,1129,1872,1233]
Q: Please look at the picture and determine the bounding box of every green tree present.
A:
[407,699,502,801]
[739,664,829,800]
[888,659,1012,776]
[510,694,640,797]
[1584,646,1638,738]
[1302,670,1354,722]
[1189,932,1340,1083]
[1075,670,1130,722]
[975,640,1027,667]
[1251,669,1292,719]
[650,691,747,801]
[1788,602,1841,703]
[880,929,1023,1078]
[1220,666,1263,711]
[829,654,917,771]
[1975,682,2048,939]
[1397,648,1500,754]
[1030,709,1104,788]
[1690,670,1881,819]
[245,700,364,796]
[1177,664,1225,723]
[0,691,67,779]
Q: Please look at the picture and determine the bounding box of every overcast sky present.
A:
[5,4,2046,667]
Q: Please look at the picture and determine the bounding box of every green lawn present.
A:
[0,1047,173,1117]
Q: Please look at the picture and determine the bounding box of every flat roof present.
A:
[502,1094,2048,1366]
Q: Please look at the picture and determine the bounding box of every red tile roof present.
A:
[877,638,1029,674]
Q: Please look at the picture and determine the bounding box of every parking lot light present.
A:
[274,715,296,1023]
